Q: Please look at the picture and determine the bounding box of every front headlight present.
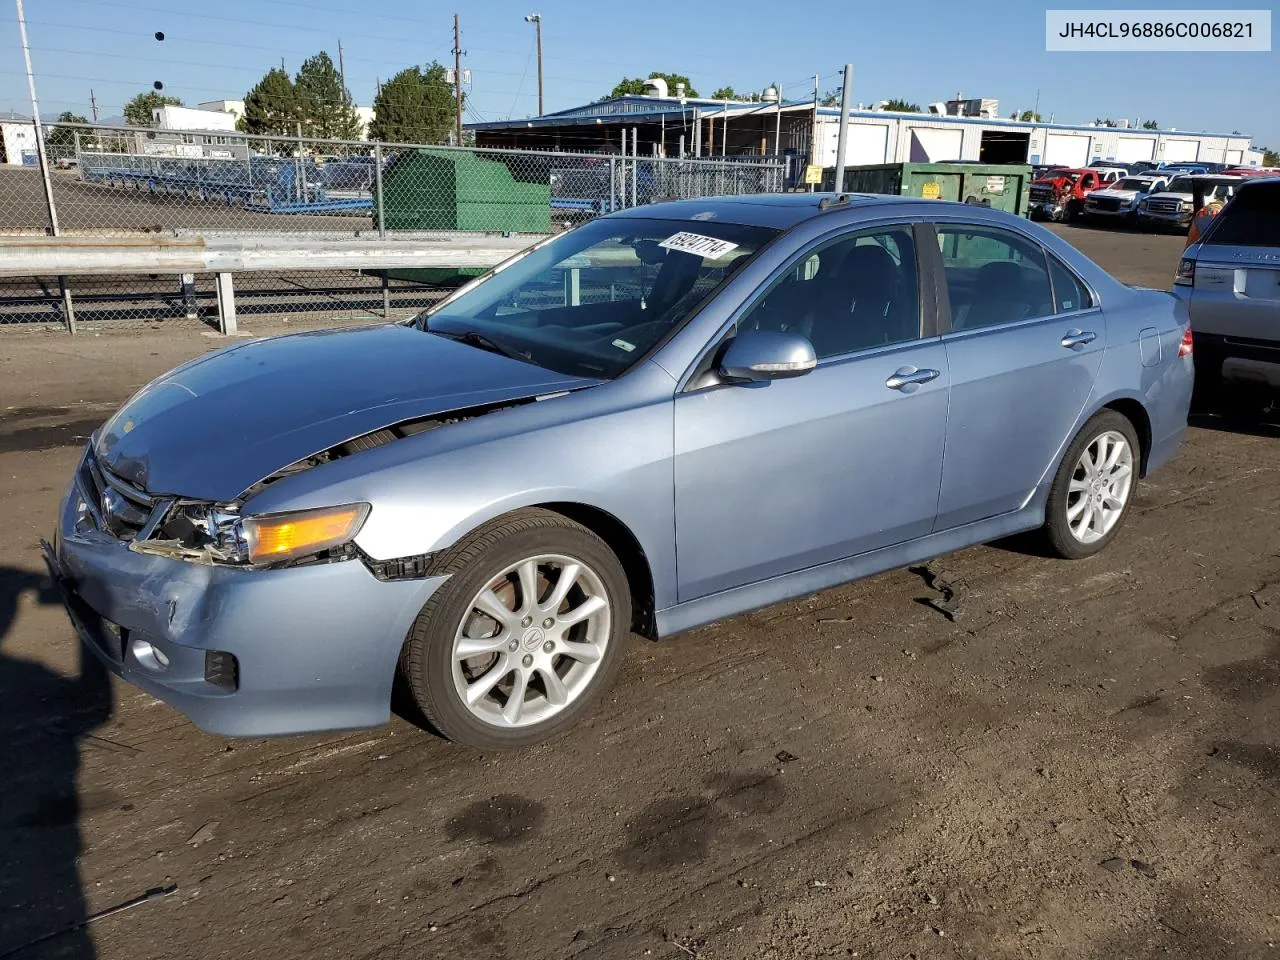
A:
[242,503,370,565]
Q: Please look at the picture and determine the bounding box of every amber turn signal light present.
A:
[242,503,370,564]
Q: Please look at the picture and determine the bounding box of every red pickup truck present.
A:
[1028,168,1116,222]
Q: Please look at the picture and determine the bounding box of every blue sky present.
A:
[1,0,1274,145]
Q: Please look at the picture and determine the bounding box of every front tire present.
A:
[399,508,632,749]
[1043,411,1141,560]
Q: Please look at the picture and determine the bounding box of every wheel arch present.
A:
[537,502,657,640]
[1098,396,1153,476]
[432,499,659,641]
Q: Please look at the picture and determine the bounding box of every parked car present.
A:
[1137,175,1243,231]
[1082,175,1170,224]
[1174,176,1280,414]
[1088,161,1135,176]
[1029,167,1113,221]
[44,194,1194,748]
[1128,161,1159,174]
[1158,162,1210,175]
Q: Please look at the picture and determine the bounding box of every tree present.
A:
[45,111,87,151]
[882,98,921,112]
[1093,117,1118,127]
[294,51,362,139]
[123,91,183,126]
[819,89,842,106]
[368,62,456,144]
[710,86,737,101]
[1141,120,1159,130]
[242,67,299,136]
[1012,109,1041,122]
[606,72,698,99]
[1263,147,1279,166]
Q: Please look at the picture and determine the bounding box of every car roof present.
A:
[603,193,888,229]
[603,192,1031,231]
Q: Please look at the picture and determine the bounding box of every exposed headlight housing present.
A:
[242,503,371,565]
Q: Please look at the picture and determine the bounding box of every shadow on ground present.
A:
[0,565,112,960]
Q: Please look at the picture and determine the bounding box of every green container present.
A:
[374,148,551,233]
[374,148,550,286]
[828,162,1033,218]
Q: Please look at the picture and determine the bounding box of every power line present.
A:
[52,0,448,48]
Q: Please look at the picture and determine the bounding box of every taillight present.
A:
[1174,258,1195,286]
[1178,328,1193,357]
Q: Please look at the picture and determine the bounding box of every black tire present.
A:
[399,508,632,749]
[1043,410,1142,560]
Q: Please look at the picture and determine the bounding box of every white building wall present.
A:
[152,105,237,132]
[1159,137,1200,162]
[1115,136,1155,162]
[1043,132,1092,166]
[800,108,1252,170]
[959,125,983,161]
[1,120,37,165]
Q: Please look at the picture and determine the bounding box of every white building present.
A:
[197,100,245,124]
[812,111,1256,168]
[0,113,37,166]
[152,105,237,133]
[356,106,374,140]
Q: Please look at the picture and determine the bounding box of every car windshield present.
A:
[1116,179,1152,191]
[415,217,779,379]
[1165,177,1195,193]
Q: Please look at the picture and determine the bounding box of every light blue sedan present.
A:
[45,194,1194,748]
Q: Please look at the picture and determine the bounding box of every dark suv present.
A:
[1174,177,1280,415]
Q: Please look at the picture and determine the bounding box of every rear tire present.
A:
[399,508,631,749]
[1043,410,1141,560]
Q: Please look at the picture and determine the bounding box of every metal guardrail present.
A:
[0,233,545,335]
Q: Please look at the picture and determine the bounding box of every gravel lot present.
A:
[2,227,1278,960]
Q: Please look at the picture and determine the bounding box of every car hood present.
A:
[1088,188,1142,200]
[94,324,600,501]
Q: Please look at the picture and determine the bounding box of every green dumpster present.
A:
[826,162,1033,218]
[374,148,552,286]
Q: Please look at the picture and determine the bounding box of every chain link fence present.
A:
[0,270,447,333]
[4,123,786,238]
[2,124,786,335]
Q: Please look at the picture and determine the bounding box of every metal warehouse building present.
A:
[468,96,1260,170]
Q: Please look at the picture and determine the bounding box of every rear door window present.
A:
[1047,256,1094,313]
[936,226,1054,331]
[1204,182,1279,246]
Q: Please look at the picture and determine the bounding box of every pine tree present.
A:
[368,63,456,144]
[243,67,299,136]
[294,52,362,140]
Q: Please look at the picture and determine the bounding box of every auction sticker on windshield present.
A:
[659,232,740,260]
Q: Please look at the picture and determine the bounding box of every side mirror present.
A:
[718,330,817,382]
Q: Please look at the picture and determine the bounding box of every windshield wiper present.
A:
[429,327,532,363]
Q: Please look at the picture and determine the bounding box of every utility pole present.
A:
[15,0,58,235]
[281,56,286,71]
[833,63,853,193]
[809,73,819,192]
[453,14,463,145]
[338,39,345,87]
[89,88,98,122]
[524,14,543,116]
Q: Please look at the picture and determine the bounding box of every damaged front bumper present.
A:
[45,475,446,737]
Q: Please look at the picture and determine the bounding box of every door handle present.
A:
[1061,329,1097,349]
[885,366,940,390]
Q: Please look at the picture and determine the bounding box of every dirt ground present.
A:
[2,226,1279,960]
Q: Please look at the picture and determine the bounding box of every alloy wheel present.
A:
[1065,429,1135,544]
[450,554,611,728]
